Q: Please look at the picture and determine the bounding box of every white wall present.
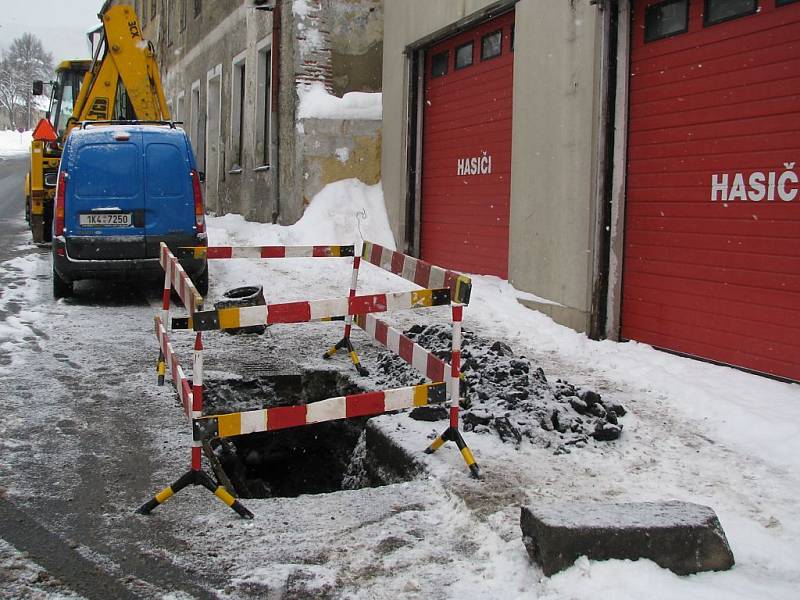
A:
[381,0,609,333]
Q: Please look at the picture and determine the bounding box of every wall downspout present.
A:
[270,0,282,223]
[604,0,631,340]
[590,0,619,339]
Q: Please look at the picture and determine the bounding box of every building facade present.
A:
[107,0,383,225]
[382,0,799,381]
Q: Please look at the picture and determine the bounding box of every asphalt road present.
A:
[0,156,221,599]
[0,156,28,266]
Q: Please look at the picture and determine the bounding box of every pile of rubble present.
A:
[372,324,626,454]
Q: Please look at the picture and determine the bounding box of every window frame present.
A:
[230,51,247,171]
[455,41,474,70]
[431,50,449,78]
[175,90,185,124]
[480,29,503,61]
[254,36,273,169]
[644,0,690,43]
[703,0,758,27]
[179,0,187,31]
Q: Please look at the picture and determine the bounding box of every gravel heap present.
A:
[372,324,625,454]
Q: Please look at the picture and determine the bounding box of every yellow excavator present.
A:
[25,4,170,242]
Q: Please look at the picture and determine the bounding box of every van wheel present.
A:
[193,266,209,297]
[52,268,73,299]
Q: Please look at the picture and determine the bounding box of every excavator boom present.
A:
[70,4,170,131]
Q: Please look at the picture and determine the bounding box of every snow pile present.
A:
[209,178,393,249]
[374,324,625,453]
[0,130,32,157]
[297,82,382,120]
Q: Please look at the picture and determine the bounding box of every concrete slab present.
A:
[520,500,735,576]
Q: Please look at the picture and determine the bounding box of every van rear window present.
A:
[75,143,138,198]
[147,143,186,197]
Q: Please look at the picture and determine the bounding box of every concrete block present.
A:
[520,501,735,576]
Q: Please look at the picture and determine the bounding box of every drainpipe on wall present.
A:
[270,0,282,223]
[590,0,619,340]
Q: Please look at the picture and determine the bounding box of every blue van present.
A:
[51,123,208,298]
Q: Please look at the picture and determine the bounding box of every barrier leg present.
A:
[139,324,254,519]
[156,263,171,386]
[424,427,480,479]
[324,336,368,376]
[156,350,166,386]
[323,255,368,375]
[422,304,480,479]
[195,470,254,519]
[137,469,253,519]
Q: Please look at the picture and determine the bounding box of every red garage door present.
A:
[623,0,800,380]
[420,11,515,278]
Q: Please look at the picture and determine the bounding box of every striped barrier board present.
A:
[188,288,452,332]
[361,241,472,305]
[159,243,202,314]
[193,381,447,441]
[354,313,452,388]
[155,316,193,419]
[181,245,355,260]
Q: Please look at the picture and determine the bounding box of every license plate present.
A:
[79,213,133,227]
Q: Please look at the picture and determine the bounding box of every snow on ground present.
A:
[200,178,800,598]
[297,82,382,120]
[1,176,798,598]
[0,130,32,157]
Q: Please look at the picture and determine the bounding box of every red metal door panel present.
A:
[420,11,515,278]
[622,0,800,380]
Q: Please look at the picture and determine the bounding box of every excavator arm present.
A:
[69,4,170,134]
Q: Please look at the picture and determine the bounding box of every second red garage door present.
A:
[622,0,800,380]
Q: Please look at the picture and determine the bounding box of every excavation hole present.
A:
[203,370,415,498]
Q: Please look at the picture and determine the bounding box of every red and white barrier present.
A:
[139,240,480,519]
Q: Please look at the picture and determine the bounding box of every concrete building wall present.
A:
[381,0,608,334]
[509,1,606,333]
[298,118,382,208]
[111,0,383,226]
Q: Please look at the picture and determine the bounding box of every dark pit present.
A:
[203,370,418,498]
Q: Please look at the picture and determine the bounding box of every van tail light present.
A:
[191,169,205,234]
[54,171,66,237]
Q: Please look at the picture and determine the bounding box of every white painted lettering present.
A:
[729,173,747,201]
[778,162,798,202]
[748,172,765,202]
[767,171,776,201]
[711,173,728,202]
[456,154,494,176]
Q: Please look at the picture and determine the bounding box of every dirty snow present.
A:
[0,130,32,157]
[297,82,382,120]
